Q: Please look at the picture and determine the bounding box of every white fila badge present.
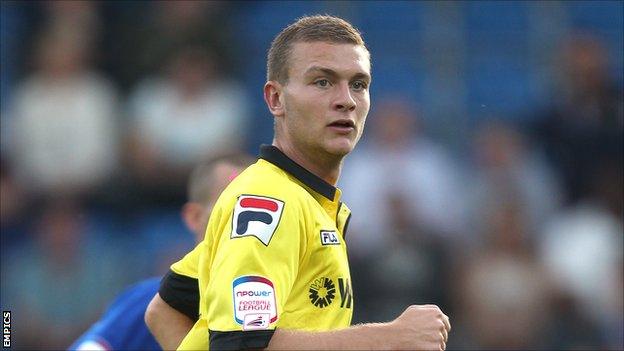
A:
[320,230,341,245]
[231,195,285,246]
[232,275,277,330]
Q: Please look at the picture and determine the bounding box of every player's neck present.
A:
[273,140,342,186]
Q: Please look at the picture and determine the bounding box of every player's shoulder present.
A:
[221,159,310,204]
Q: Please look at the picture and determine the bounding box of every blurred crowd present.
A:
[1,2,622,350]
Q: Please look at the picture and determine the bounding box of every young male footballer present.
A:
[147,15,451,351]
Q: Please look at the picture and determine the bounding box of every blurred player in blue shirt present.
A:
[69,153,253,350]
[69,277,162,350]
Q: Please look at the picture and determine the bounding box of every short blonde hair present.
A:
[267,15,368,83]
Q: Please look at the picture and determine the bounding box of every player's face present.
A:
[280,42,371,158]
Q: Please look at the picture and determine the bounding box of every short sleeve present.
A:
[204,194,306,349]
[159,244,202,321]
[171,243,202,279]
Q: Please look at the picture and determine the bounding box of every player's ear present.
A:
[264,81,285,117]
[181,202,203,236]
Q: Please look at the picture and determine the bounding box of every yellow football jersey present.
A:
[171,243,201,278]
[159,244,202,323]
[176,145,353,350]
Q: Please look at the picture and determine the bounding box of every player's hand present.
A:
[387,304,451,350]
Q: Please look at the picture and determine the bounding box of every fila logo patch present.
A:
[320,230,340,245]
[231,195,284,246]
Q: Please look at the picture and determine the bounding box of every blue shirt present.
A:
[68,277,162,350]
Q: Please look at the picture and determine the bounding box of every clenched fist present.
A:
[386,305,451,350]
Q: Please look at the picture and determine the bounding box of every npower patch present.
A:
[232,275,277,330]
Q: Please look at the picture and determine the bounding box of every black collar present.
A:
[259,145,336,201]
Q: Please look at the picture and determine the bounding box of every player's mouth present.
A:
[327,119,355,134]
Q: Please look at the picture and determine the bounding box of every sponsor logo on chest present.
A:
[308,277,352,309]
[320,230,341,245]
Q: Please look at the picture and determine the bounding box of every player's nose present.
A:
[333,82,356,112]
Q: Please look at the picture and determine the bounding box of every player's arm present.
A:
[146,246,202,350]
[145,292,194,350]
[267,305,451,351]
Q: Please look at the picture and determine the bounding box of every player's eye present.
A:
[351,80,368,91]
[315,79,330,87]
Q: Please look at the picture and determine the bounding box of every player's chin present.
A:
[324,139,355,157]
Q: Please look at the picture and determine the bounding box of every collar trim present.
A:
[259,145,336,200]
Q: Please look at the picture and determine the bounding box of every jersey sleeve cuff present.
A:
[159,270,200,321]
[209,329,275,350]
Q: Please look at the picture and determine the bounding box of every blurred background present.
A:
[0,1,622,349]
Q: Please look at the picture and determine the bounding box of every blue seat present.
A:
[133,209,193,253]
[356,1,422,31]
[465,1,528,32]
[466,61,532,119]
[567,1,623,30]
